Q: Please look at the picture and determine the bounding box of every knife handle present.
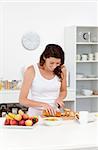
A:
[57,104,60,109]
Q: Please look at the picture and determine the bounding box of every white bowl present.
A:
[76,74,84,78]
[43,117,64,126]
[81,89,93,96]
[87,75,97,78]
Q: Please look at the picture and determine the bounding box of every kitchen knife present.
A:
[55,104,65,113]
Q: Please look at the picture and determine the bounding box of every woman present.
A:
[19,44,67,116]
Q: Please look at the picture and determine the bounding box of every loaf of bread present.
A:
[42,108,79,119]
[42,110,50,117]
[70,111,75,117]
[42,110,61,117]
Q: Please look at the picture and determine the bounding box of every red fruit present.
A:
[19,120,25,126]
[4,119,10,125]
[29,116,33,120]
[22,114,29,120]
[10,119,18,125]
[32,117,38,124]
[35,118,38,122]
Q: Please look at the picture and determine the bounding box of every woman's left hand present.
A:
[55,98,64,108]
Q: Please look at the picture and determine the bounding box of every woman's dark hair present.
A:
[39,44,65,79]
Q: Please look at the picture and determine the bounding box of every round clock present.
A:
[21,32,40,50]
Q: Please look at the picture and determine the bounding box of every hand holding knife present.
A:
[55,103,65,113]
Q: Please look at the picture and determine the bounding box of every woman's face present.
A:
[44,57,61,72]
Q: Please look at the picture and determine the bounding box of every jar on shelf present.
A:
[0,80,3,91]
[12,80,17,90]
[4,80,10,90]
[16,80,22,89]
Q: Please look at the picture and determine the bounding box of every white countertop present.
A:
[0,88,75,103]
[0,116,98,150]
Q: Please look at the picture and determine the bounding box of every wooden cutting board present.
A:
[62,116,75,120]
[41,115,75,120]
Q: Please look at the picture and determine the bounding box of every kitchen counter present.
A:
[0,116,98,150]
[0,88,75,103]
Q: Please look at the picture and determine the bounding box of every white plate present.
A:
[76,115,96,124]
[88,115,96,123]
[0,118,38,129]
[2,123,38,129]
[43,117,64,126]
[76,74,84,78]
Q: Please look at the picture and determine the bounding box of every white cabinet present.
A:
[0,88,75,107]
[0,90,20,104]
[65,26,98,112]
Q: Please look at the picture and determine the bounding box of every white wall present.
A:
[0,1,97,79]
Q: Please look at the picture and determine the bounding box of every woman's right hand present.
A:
[41,102,56,116]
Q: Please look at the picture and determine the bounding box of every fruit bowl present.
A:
[43,117,64,126]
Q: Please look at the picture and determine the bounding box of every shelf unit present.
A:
[64,26,98,112]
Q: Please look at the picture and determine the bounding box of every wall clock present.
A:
[21,32,40,50]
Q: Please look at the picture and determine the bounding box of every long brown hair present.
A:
[39,44,65,79]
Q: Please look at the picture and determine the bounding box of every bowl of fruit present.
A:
[3,109,39,129]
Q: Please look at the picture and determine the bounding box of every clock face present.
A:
[21,32,40,50]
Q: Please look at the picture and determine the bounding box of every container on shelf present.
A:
[76,54,81,61]
[0,80,22,90]
[93,90,98,95]
[81,89,93,96]
[94,52,98,60]
[88,53,94,61]
[0,80,3,91]
[81,54,88,61]
[76,73,84,78]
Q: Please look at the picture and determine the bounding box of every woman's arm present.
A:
[19,65,55,115]
[55,66,67,107]
[19,65,41,107]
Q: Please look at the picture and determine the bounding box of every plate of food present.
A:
[42,117,64,126]
[2,110,39,129]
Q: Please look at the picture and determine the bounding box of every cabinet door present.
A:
[0,91,20,104]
